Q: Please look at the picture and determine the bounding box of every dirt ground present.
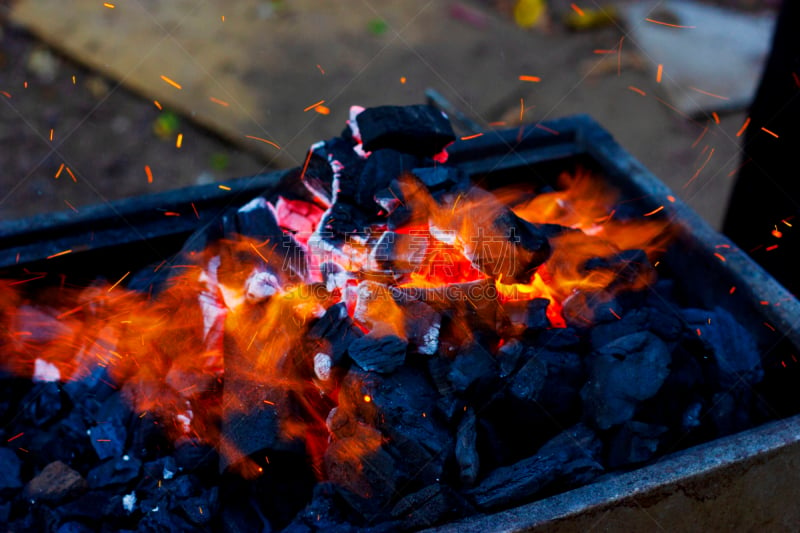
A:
[0,1,775,229]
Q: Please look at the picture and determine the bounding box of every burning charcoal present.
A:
[87,455,142,489]
[0,447,23,493]
[23,461,88,503]
[683,306,763,388]
[607,420,669,468]
[356,105,455,157]
[390,484,474,530]
[581,332,672,430]
[398,299,441,356]
[88,421,126,460]
[456,407,480,485]
[347,333,407,374]
[584,249,654,290]
[504,298,551,333]
[369,229,430,275]
[448,343,498,394]
[468,424,602,510]
[302,136,363,206]
[427,356,454,396]
[356,149,420,207]
[21,381,63,426]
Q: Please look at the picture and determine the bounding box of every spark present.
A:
[714,252,726,262]
[314,105,331,115]
[689,86,729,100]
[108,271,130,292]
[684,147,715,188]
[643,205,664,216]
[263,400,275,405]
[164,212,180,216]
[460,133,484,141]
[519,98,525,122]
[176,133,183,148]
[48,249,73,259]
[317,64,325,75]
[64,200,78,212]
[160,75,182,90]
[153,100,162,110]
[766,244,779,252]
[7,432,23,442]
[363,395,372,403]
[729,286,736,294]
[667,195,676,202]
[783,219,793,227]
[1,91,11,98]
[609,308,622,320]
[691,124,709,148]
[645,17,695,28]
[627,86,646,96]
[304,100,325,112]
[711,112,720,124]
[764,322,776,332]
[760,301,770,306]
[191,202,200,220]
[103,2,115,8]
[571,3,585,16]
[594,49,615,54]
[209,96,229,107]
[772,227,783,238]
[300,149,313,181]
[24,81,28,89]
[96,439,111,443]
[221,15,225,22]
[65,167,77,182]
[656,64,664,83]
[727,158,751,177]
[55,163,65,178]
[400,76,407,84]
[49,128,54,141]
[736,117,751,137]
[518,75,541,82]
[488,121,507,127]
[72,75,77,85]
[535,123,559,135]
[218,184,231,191]
[145,165,153,183]
[9,274,47,286]
[761,127,779,138]
[244,135,280,149]
[248,242,270,264]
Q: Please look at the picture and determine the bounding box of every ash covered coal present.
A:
[0,105,779,532]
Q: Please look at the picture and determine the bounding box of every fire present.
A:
[0,130,674,491]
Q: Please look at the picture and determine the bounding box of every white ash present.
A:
[418,320,441,356]
[245,269,281,303]
[122,492,137,513]
[32,359,60,383]
[313,352,333,381]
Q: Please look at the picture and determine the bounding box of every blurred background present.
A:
[0,0,779,228]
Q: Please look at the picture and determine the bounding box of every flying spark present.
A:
[518,75,541,82]
[244,135,280,149]
[645,17,695,28]
[160,75,182,90]
[304,100,325,112]
[736,117,751,137]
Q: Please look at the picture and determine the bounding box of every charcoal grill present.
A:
[3,114,800,531]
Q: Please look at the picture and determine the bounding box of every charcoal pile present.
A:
[0,105,775,532]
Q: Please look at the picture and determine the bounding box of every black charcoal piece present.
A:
[583,249,653,288]
[308,302,364,363]
[607,420,668,468]
[468,424,602,510]
[143,456,178,481]
[536,327,582,350]
[357,149,420,207]
[509,356,548,403]
[300,145,337,205]
[284,482,357,532]
[390,484,474,530]
[456,408,480,485]
[174,437,218,474]
[581,331,672,430]
[87,455,142,488]
[88,421,126,460]
[22,381,63,426]
[591,306,683,348]
[683,306,763,388]
[448,343,498,393]
[56,522,94,533]
[23,461,88,503]
[0,447,22,492]
[497,339,525,378]
[356,105,455,157]
[347,333,407,374]
[411,166,469,190]
[178,487,218,526]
